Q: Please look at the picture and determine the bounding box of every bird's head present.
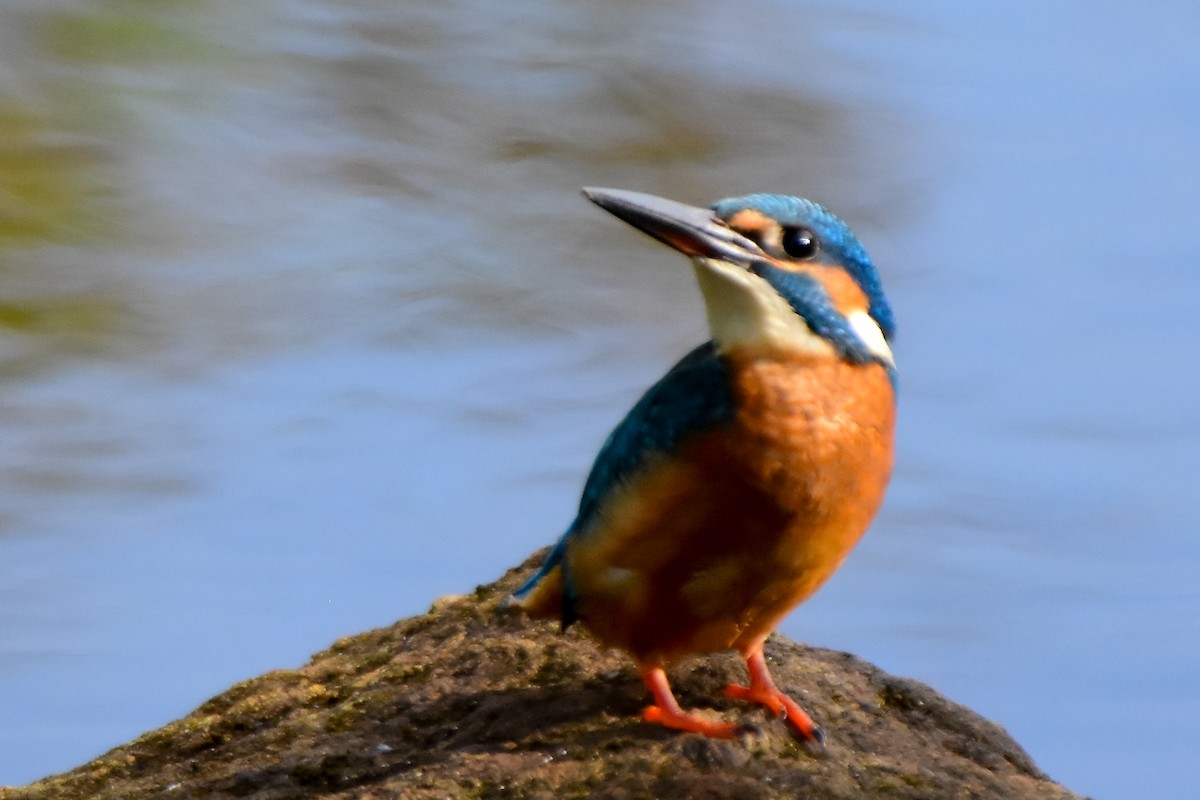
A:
[582,187,894,370]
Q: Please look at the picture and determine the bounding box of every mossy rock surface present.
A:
[0,552,1084,800]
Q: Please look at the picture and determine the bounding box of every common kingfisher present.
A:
[511,187,896,743]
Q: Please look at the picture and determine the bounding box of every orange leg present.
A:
[639,665,749,739]
[725,647,824,743]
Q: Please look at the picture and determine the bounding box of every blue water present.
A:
[1,2,1197,798]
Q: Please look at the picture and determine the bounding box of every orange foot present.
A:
[725,647,825,745]
[639,666,756,739]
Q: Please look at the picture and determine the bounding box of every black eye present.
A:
[781,226,819,259]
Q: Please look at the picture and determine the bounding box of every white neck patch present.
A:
[846,309,894,367]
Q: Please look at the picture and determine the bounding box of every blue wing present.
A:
[514,341,735,623]
[572,341,734,532]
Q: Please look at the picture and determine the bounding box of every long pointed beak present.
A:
[582,187,765,267]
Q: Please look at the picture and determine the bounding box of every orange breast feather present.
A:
[557,353,895,666]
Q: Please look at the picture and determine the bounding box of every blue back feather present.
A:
[513,342,734,624]
[573,342,733,530]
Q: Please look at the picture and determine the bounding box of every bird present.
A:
[509,187,896,743]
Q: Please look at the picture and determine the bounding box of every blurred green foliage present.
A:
[42,1,218,65]
[0,107,111,248]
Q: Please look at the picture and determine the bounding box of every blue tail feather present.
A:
[513,531,569,599]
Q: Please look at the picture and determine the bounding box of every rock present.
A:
[0,552,1085,800]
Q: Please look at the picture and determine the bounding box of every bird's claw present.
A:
[641,704,749,740]
[723,681,823,744]
[732,722,762,738]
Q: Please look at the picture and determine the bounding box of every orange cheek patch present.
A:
[815,267,870,317]
[761,260,871,319]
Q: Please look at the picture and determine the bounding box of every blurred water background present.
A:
[0,1,1197,797]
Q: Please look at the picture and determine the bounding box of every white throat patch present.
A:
[691,258,835,357]
[692,258,894,368]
